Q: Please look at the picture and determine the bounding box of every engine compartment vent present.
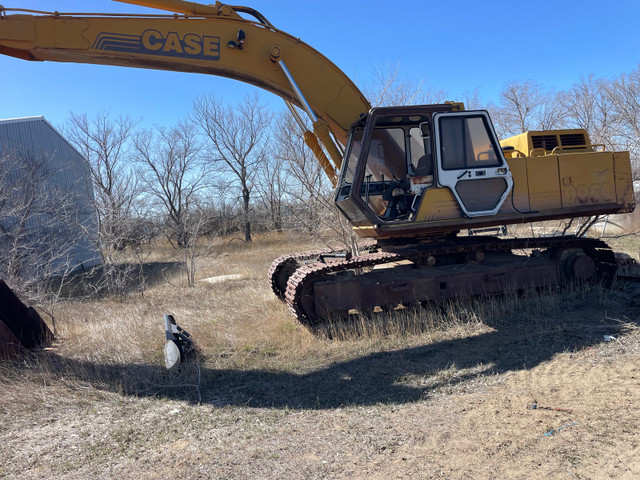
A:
[560,133,587,147]
[531,135,558,151]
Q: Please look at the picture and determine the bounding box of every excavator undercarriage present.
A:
[269,235,618,328]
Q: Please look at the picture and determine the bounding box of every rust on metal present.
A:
[268,249,347,299]
[276,236,617,329]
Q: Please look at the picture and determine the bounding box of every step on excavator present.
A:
[1,0,635,328]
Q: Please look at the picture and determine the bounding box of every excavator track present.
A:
[268,249,349,299]
[282,236,617,328]
[284,250,399,326]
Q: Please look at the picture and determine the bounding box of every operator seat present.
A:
[414,154,433,177]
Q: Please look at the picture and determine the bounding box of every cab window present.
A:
[363,127,406,181]
[440,116,501,170]
[409,127,432,176]
[341,128,364,184]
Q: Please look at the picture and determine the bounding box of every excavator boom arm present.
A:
[0,0,370,172]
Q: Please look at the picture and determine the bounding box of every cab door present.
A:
[433,111,513,217]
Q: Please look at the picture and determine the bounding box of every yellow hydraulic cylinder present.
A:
[313,119,343,170]
[113,0,226,16]
[303,130,337,185]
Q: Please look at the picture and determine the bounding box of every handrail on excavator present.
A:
[551,144,606,155]
[114,0,275,26]
[114,0,224,17]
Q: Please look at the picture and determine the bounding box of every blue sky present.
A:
[1,0,639,130]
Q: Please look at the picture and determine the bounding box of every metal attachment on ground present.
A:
[163,314,195,371]
[0,279,53,359]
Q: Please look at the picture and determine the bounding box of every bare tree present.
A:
[192,93,272,242]
[609,66,640,165]
[64,111,140,254]
[253,154,287,232]
[499,80,543,135]
[133,120,211,249]
[562,68,639,178]
[536,90,566,131]
[203,186,242,237]
[181,201,217,286]
[273,111,359,251]
[362,61,446,107]
[494,80,565,137]
[461,88,485,110]
[562,75,619,148]
[63,111,145,298]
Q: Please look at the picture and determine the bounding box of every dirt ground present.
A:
[1,235,640,479]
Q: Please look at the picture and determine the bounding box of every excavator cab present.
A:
[335,104,513,230]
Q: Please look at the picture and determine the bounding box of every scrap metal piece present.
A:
[163,313,194,370]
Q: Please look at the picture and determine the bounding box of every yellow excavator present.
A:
[0,0,635,327]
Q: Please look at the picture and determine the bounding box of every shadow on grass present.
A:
[11,285,640,410]
[58,261,184,298]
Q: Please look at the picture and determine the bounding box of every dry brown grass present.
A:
[2,230,640,479]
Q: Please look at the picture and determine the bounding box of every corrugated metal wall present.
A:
[0,117,101,276]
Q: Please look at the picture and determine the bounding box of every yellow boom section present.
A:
[113,0,225,16]
[0,1,371,173]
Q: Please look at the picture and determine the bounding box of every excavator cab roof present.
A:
[350,103,465,130]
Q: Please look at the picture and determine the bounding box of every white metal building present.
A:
[0,116,101,277]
